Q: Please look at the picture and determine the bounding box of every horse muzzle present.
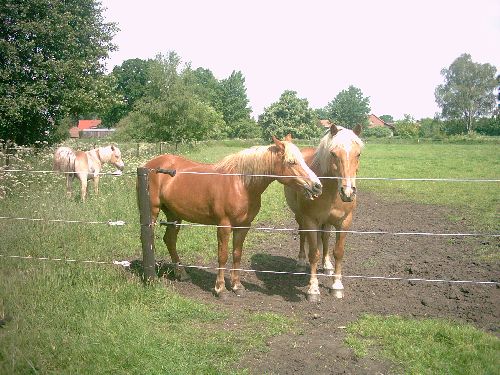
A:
[339,186,356,202]
[303,182,323,200]
[114,162,125,171]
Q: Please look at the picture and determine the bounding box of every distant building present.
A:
[69,119,115,138]
[318,115,395,131]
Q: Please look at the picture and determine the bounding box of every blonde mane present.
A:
[215,142,301,186]
[312,127,364,175]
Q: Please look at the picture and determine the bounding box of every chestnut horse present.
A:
[285,125,364,302]
[53,145,125,202]
[142,136,322,298]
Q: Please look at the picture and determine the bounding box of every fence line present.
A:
[1,254,498,286]
[0,215,498,238]
[1,168,500,183]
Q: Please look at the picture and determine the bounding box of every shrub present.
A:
[363,126,393,138]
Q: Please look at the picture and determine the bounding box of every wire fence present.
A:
[1,165,499,288]
[2,167,500,182]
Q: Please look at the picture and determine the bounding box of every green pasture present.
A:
[0,139,498,374]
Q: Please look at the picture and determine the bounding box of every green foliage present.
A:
[419,117,444,138]
[115,53,225,143]
[219,71,252,127]
[258,90,323,140]
[475,116,500,136]
[363,126,393,138]
[101,58,155,126]
[324,85,371,128]
[379,114,394,123]
[0,0,118,145]
[394,114,420,138]
[435,53,497,133]
[347,314,500,374]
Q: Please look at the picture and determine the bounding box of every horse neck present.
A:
[215,147,276,195]
[94,147,110,165]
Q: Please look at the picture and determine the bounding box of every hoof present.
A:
[306,293,321,303]
[213,289,229,300]
[330,288,344,299]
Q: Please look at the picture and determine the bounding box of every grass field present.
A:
[0,138,498,373]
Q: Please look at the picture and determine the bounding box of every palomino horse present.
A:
[142,136,322,298]
[53,145,125,202]
[285,124,364,302]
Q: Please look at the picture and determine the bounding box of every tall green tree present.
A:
[219,71,252,125]
[258,90,322,140]
[0,0,118,144]
[324,85,371,129]
[102,58,153,126]
[115,52,225,143]
[435,53,497,133]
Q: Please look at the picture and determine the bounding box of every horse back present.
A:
[53,146,76,173]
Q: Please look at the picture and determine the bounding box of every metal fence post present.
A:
[136,167,156,283]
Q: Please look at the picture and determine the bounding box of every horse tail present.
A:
[53,147,76,176]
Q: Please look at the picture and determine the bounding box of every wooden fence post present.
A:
[136,167,156,283]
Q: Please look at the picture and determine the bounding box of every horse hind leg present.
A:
[230,227,250,296]
[214,225,231,298]
[163,218,189,281]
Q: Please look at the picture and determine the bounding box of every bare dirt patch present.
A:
[159,191,499,374]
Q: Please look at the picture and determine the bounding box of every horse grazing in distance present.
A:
[285,124,364,302]
[142,135,323,298]
[53,145,125,202]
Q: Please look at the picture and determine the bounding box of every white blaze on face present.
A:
[289,143,322,187]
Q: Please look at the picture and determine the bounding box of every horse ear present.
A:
[353,124,362,136]
[284,133,292,142]
[272,135,285,153]
[330,125,339,136]
[111,145,115,151]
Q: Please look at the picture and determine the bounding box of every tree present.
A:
[0,0,118,145]
[394,114,419,138]
[115,52,225,143]
[258,90,322,140]
[102,58,154,126]
[324,86,370,129]
[435,53,497,133]
[379,114,394,124]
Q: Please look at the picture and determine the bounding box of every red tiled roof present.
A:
[78,119,101,130]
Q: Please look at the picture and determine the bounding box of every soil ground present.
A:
[158,191,500,374]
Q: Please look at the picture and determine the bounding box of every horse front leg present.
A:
[296,216,308,272]
[303,220,321,303]
[93,175,100,196]
[215,225,231,298]
[321,224,334,276]
[327,229,347,298]
[230,227,250,296]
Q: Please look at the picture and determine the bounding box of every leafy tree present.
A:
[219,71,253,137]
[102,58,154,126]
[435,53,497,133]
[0,0,118,145]
[258,90,322,140]
[324,86,370,129]
[115,52,225,143]
[394,114,419,138]
[419,118,444,139]
[379,114,394,123]
[182,66,222,113]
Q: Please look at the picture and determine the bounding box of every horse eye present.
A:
[288,160,297,165]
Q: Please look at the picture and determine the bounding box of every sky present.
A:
[101,0,500,121]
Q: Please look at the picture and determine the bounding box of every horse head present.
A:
[105,145,125,171]
[272,135,322,200]
[321,124,364,202]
